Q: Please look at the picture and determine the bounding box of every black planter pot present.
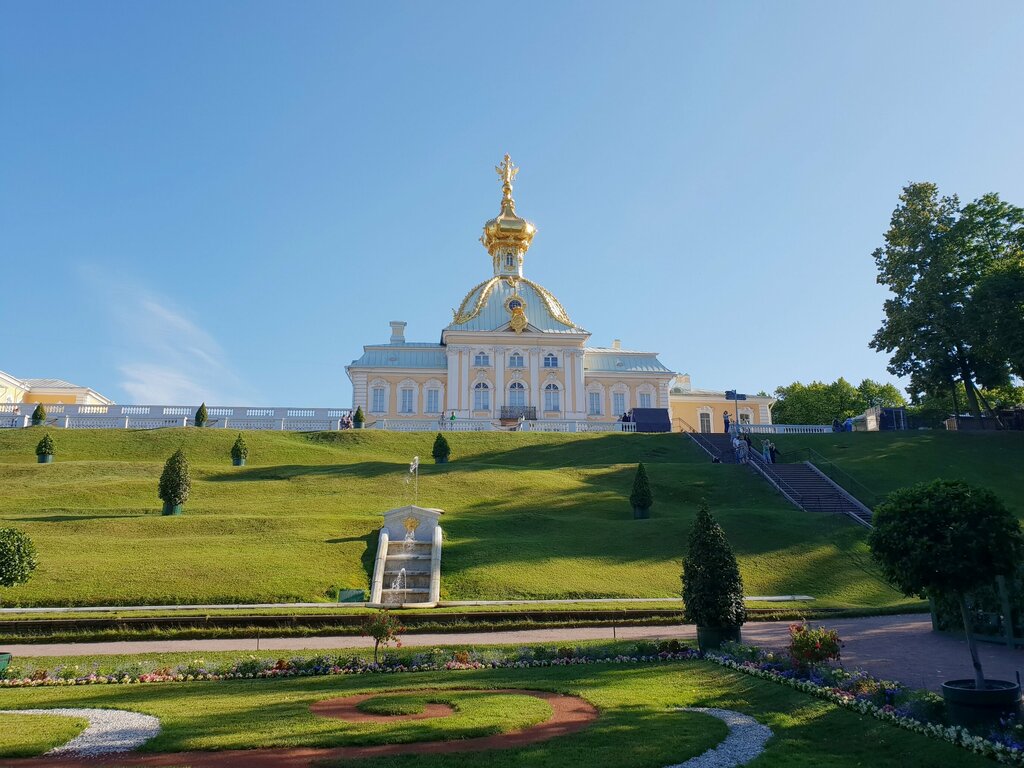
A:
[354,422,363,430]
[37,454,53,464]
[633,505,650,519]
[162,502,183,516]
[942,679,1022,727]
[31,418,44,427]
[435,456,448,464]
[696,625,742,652]
[232,457,246,467]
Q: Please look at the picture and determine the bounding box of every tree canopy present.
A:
[772,377,905,424]
[870,184,1024,417]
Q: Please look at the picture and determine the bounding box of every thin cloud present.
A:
[111,294,254,405]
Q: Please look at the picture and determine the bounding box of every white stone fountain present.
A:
[369,505,443,608]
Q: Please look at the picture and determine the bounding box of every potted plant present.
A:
[158,448,191,515]
[194,402,208,428]
[353,406,365,429]
[230,433,248,467]
[432,432,451,464]
[682,500,746,651]
[869,479,1024,726]
[629,462,653,519]
[35,433,55,464]
[30,404,46,427]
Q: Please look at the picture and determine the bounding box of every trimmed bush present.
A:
[870,480,1023,689]
[230,433,248,462]
[0,528,38,591]
[194,402,208,428]
[682,500,746,629]
[353,406,365,426]
[35,433,55,457]
[30,404,46,425]
[432,432,451,463]
[629,462,653,514]
[158,448,192,510]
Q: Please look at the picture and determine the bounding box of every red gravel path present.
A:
[2,688,598,768]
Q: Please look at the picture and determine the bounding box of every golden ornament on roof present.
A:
[481,154,537,258]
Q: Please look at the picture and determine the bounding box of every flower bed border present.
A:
[2,645,1021,765]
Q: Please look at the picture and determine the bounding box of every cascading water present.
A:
[390,567,408,605]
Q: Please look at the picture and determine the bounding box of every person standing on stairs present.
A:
[723,411,731,434]
[768,442,778,464]
[762,439,771,463]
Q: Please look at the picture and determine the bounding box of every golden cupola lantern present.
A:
[481,154,537,277]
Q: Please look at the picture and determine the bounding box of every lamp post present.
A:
[725,390,747,433]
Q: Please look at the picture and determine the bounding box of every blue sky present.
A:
[2,1,1023,406]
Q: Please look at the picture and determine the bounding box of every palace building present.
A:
[346,156,773,431]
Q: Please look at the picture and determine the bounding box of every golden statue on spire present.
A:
[496,153,519,187]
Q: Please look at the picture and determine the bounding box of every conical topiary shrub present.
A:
[629,462,653,518]
[682,500,746,651]
[0,527,38,593]
[158,448,191,515]
[35,433,55,464]
[353,406,365,429]
[432,432,451,464]
[194,402,208,428]
[30,404,46,427]
[231,433,248,466]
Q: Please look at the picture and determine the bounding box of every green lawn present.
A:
[0,428,909,608]
[0,713,87,758]
[769,431,1024,514]
[0,661,996,767]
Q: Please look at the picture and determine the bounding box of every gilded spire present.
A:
[482,154,536,275]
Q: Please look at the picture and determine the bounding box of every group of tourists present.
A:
[729,433,778,464]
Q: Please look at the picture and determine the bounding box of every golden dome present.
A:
[481,154,537,260]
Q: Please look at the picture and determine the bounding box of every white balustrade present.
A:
[739,424,832,434]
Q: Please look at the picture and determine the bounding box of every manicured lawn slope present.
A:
[0,663,995,767]
[770,431,1024,514]
[0,429,903,608]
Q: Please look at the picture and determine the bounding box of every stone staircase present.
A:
[684,432,874,527]
[369,506,443,607]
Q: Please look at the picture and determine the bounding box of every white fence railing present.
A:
[0,403,353,432]
[738,424,832,435]
[375,419,495,432]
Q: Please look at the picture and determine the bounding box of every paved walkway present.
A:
[5,615,1022,692]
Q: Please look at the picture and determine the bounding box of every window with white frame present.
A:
[371,387,386,413]
[699,412,712,433]
[425,389,440,413]
[739,411,752,424]
[474,351,490,367]
[543,353,558,368]
[544,383,560,412]
[399,388,414,414]
[508,352,524,368]
[508,381,526,407]
[473,382,490,411]
[638,392,652,409]
[612,392,626,415]
[588,391,602,416]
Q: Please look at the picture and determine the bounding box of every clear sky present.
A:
[3,1,1023,406]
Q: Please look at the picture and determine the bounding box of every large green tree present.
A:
[870,184,1023,417]
[772,377,904,424]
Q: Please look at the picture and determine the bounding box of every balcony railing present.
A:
[500,406,536,420]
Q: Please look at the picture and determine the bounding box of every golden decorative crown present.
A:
[481,154,537,257]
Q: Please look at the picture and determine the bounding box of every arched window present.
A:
[473,381,491,411]
[474,351,491,367]
[543,353,559,368]
[508,381,526,407]
[508,352,524,368]
[544,382,560,412]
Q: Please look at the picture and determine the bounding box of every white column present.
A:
[460,347,470,415]
[529,348,541,410]
[494,346,505,417]
[563,349,574,413]
[446,349,458,411]
[575,351,586,417]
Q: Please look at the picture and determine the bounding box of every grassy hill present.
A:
[0,428,906,609]
[767,431,1024,515]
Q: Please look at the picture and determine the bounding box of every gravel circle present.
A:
[0,708,161,756]
[666,707,772,768]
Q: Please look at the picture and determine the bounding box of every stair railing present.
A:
[776,446,883,509]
